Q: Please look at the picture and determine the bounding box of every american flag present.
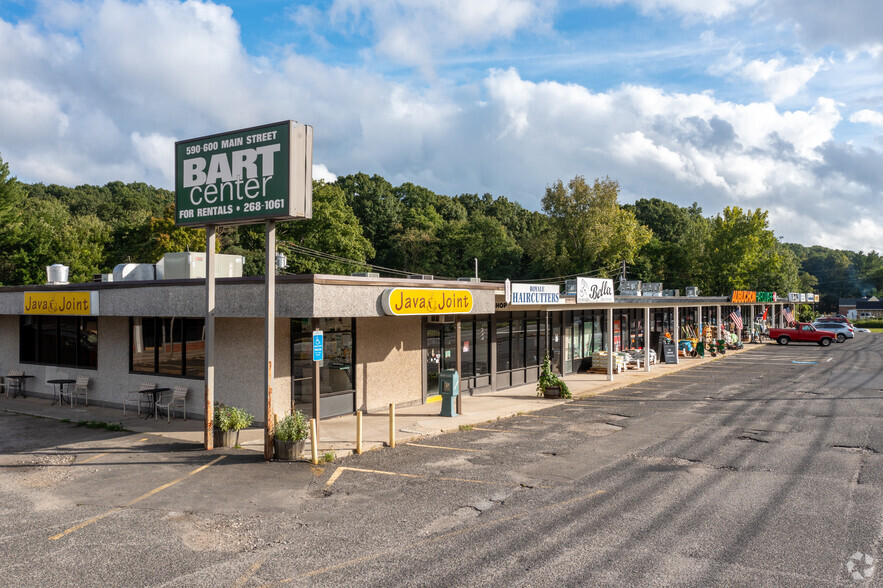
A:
[729,307,743,332]
[783,306,794,325]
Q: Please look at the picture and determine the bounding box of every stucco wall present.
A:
[214,317,291,424]
[355,316,423,413]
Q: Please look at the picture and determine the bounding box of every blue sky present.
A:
[1,0,882,253]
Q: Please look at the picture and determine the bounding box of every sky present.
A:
[1,0,881,254]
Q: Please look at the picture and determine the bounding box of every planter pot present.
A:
[213,429,240,448]
[542,386,561,399]
[274,438,306,460]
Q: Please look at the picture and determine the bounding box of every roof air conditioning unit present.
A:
[408,274,434,280]
[457,277,481,283]
[564,279,577,295]
[686,287,699,297]
[351,272,380,278]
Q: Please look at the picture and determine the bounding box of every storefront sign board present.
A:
[382,288,474,316]
[731,291,777,303]
[24,291,99,316]
[175,121,312,227]
[576,278,614,303]
[510,283,562,304]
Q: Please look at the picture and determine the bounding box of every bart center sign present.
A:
[175,121,312,227]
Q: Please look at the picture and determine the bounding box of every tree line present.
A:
[1,155,881,312]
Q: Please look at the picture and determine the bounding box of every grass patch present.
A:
[75,420,128,432]
[458,424,473,431]
[321,451,335,463]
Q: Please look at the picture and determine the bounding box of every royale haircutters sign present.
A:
[576,278,614,303]
[175,121,312,227]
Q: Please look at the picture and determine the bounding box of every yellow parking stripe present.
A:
[75,452,109,465]
[326,466,507,487]
[405,443,481,452]
[49,455,226,540]
[470,427,506,432]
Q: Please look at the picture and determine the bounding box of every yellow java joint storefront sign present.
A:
[24,291,99,316]
[382,288,473,316]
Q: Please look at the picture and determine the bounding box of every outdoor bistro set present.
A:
[3,370,187,422]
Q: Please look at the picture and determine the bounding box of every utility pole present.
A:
[621,260,627,284]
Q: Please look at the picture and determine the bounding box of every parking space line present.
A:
[326,466,514,488]
[284,489,605,582]
[470,427,507,432]
[75,453,109,465]
[49,455,226,540]
[233,555,268,588]
[405,443,481,452]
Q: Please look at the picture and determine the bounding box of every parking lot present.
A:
[2,335,881,586]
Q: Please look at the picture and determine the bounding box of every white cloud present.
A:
[327,0,552,74]
[593,0,759,20]
[313,164,337,183]
[0,1,881,255]
[850,109,883,127]
[740,56,826,102]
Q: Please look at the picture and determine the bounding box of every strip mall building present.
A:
[0,275,794,423]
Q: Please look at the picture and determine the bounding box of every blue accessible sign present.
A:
[312,330,323,362]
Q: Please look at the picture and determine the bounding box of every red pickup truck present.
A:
[769,323,836,346]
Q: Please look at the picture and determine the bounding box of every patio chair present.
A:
[155,385,187,422]
[70,376,90,406]
[6,370,23,398]
[123,382,155,416]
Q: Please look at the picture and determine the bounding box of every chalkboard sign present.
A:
[663,343,677,364]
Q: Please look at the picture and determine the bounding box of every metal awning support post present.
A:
[607,307,614,381]
[455,317,463,415]
[264,220,275,461]
[673,305,680,365]
[204,226,216,450]
[716,306,722,340]
[644,306,651,372]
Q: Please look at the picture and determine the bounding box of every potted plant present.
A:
[536,353,571,399]
[213,402,254,448]
[274,409,308,460]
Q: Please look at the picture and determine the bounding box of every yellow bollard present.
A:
[310,418,318,465]
[388,403,395,448]
[356,410,363,455]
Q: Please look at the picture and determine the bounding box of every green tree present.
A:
[701,206,799,295]
[277,181,374,274]
[0,154,25,284]
[541,176,651,277]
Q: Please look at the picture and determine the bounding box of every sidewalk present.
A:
[1,345,756,458]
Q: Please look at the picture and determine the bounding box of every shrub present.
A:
[213,402,254,432]
[274,410,308,442]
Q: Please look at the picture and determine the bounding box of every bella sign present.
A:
[382,288,474,316]
[175,121,312,227]
[576,278,614,304]
[24,291,99,316]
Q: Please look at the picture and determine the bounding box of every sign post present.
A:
[312,329,323,440]
[175,120,312,456]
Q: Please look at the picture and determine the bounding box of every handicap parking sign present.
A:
[312,330,323,362]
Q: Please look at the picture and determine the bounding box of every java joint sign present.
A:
[175,121,313,227]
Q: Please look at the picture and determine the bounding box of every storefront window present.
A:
[496,319,510,371]
[20,315,98,369]
[291,317,355,408]
[130,317,205,377]
[511,318,525,370]
[475,320,490,376]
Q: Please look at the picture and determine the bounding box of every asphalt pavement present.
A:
[1,334,880,586]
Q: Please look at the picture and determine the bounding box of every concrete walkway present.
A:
[1,344,756,459]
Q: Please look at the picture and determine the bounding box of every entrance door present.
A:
[291,318,355,419]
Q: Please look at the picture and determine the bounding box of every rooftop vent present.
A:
[46,264,70,285]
